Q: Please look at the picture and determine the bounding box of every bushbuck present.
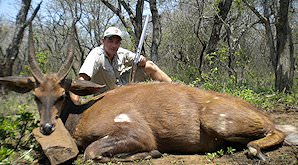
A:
[0,25,289,163]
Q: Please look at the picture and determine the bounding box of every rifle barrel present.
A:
[130,15,150,82]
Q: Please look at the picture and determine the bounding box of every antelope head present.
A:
[27,23,76,135]
[0,24,103,135]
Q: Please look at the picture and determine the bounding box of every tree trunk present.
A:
[244,0,295,93]
[0,0,41,77]
[149,0,161,63]
[206,0,233,54]
[275,0,294,92]
[1,0,31,77]
[134,0,144,48]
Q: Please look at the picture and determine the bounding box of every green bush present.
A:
[0,104,39,164]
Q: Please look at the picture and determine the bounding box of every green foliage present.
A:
[206,147,236,162]
[173,46,298,111]
[173,64,201,85]
[216,149,225,156]
[0,147,14,162]
[20,65,31,76]
[20,51,48,76]
[226,147,236,155]
[197,79,298,110]
[36,51,48,72]
[234,0,245,11]
[188,47,237,90]
[206,152,218,162]
[212,0,222,13]
[226,87,265,107]
[0,104,39,163]
[73,158,94,165]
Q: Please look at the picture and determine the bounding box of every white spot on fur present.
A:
[220,114,226,117]
[218,114,228,131]
[114,114,131,123]
[102,135,109,139]
[220,120,227,131]
[214,97,219,99]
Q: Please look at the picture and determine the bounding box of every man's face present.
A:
[102,36,121,57]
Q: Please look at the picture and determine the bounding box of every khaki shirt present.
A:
[79,45,146,93]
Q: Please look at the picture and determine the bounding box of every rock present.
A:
[33,118,79,165]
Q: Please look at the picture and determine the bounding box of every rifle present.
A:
[129,15,150,83]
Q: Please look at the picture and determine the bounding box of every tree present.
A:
[100,0,162,62]
[205,0,233,54]
[148,0,161,63]
[194,0,248,84]
[0,0,41,77]
[244,0,295,92]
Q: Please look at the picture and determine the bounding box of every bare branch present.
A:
[24,1,42,27]
[242,0,268,24]
[100,0,130,29]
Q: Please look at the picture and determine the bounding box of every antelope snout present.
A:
[40,123,55,135]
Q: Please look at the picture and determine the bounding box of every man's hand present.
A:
[139,55,147,67]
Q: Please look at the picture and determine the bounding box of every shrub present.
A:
[0,104,39,164]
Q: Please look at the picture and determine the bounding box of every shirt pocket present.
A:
[102,61,116,77]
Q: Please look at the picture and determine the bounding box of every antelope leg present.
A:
[247,129,285,160]
[84,134,158,163]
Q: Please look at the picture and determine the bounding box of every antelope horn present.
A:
[56,23,75,81]
[28,23,44,82]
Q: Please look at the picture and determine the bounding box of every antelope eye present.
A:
[55,94,65,103]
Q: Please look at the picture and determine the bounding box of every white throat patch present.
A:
[114,114,131,123]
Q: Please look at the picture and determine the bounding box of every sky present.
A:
[0,0,150,24]
[0,0,19,20]
[0,0,46,21]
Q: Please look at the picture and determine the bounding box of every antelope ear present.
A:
[0,76,36,93]
[69,80,105,96]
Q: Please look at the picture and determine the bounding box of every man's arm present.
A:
[140,56,172,83]
[136,55,171,83]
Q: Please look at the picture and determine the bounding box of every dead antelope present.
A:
[0,25,289,163]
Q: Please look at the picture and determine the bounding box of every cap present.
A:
[103,27,123,39]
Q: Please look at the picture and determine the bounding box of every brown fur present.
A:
[0,76,286,163]
[70,82,284,161]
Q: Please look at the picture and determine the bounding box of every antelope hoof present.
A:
[247,146,267,161]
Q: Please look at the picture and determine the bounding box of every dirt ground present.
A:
[37,106,298,165]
